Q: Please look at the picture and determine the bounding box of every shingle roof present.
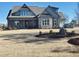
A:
[44,6,59,19]
[8,4,64,20]
[48,5,59,9]
[11,6,21,13]
[29,6,45,15]
[11,6,45,15]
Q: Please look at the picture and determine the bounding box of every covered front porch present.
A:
[14,20,38,29]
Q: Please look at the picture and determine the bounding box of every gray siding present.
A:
[38,15,53,29]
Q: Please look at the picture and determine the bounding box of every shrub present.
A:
[69,50,79,53]
[39,31,42,35]
[51,49,60,52]
[0,24,9,30]
[71,31,75,34]
[49,30,53,34]
[2,26,9,30]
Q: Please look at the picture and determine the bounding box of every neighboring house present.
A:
[70,20,76,27]
[74,20,79,27]
[64,20,76,28]
[64,23,73,28]
[7,4,65,29]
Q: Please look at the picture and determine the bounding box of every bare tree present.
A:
[75,3,79,26]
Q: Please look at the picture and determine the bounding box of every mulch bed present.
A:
[35,32,79,39]
[68,38,79,45]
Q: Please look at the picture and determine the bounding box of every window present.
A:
[42,20,45,25]
[19,9,34,16]
[19,10,27,16]
[15,21,19,25]
[47,20,49,25]
[45,20,46,25]
[53,19,57,26]
[42,19,49,25]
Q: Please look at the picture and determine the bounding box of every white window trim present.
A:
[42,18,49,26]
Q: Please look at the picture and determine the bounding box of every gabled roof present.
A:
[8,4,64,20]
[11,5,45,15]
[41,5,59,19]
[29,6,45,15]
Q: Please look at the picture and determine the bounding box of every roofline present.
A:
[48,5,59,9]
[11,4,36,16]
[7,10,12,19]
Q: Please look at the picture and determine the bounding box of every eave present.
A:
[8,16,35,18]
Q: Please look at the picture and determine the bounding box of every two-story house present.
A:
[7,4,65,29]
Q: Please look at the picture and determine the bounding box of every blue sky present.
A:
[0,2,77,24]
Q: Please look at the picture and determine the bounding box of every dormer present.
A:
[47,5,59,12]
